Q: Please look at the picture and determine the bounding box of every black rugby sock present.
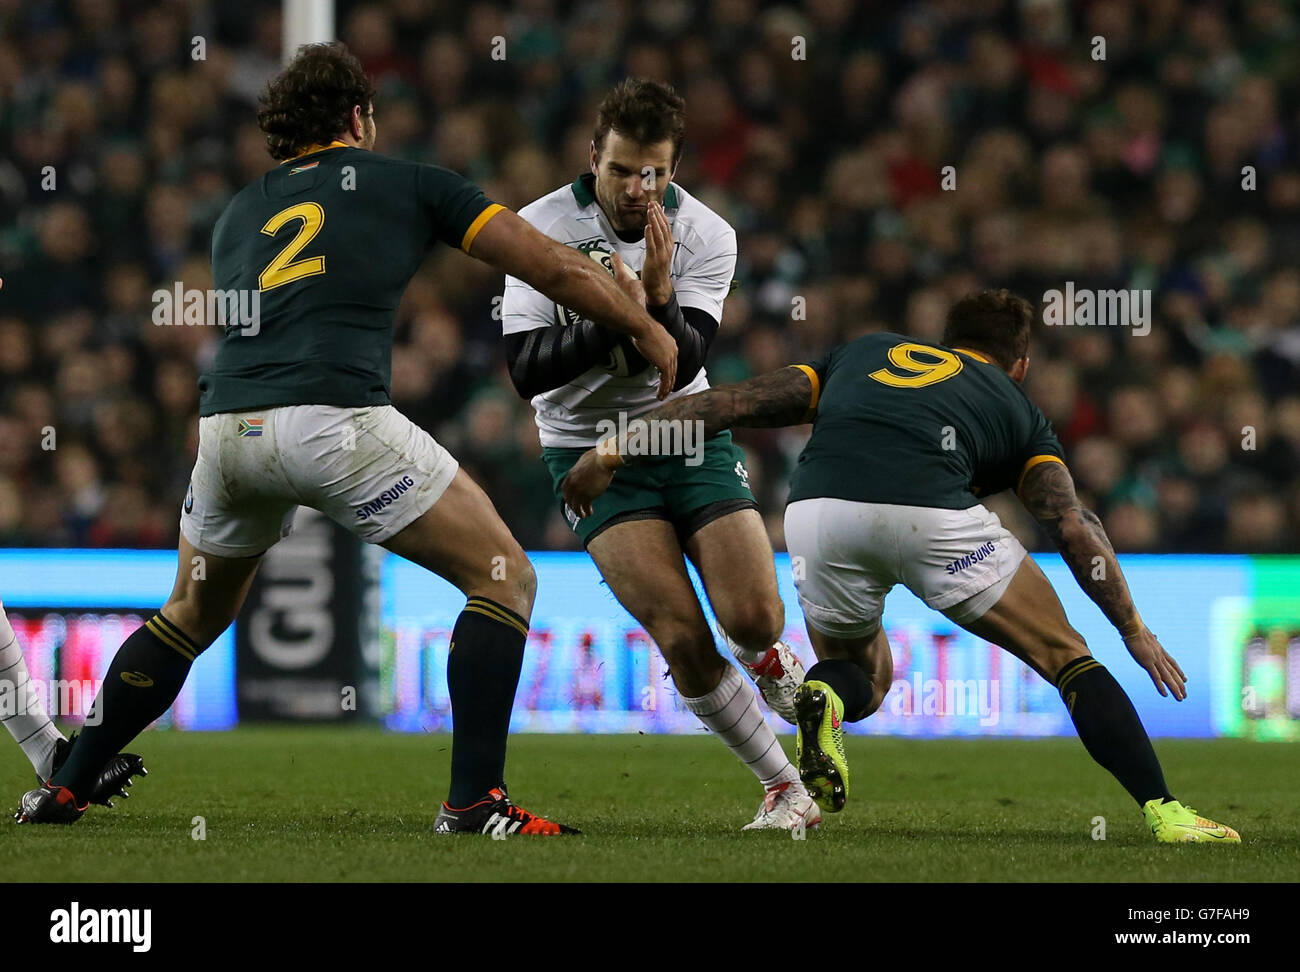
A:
[806,659,875,722]
[1056,656,1173,806]
[445,597,529,808]
[51,612,199,801]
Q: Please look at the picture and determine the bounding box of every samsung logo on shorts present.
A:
[356,475,416,520]
[945,540,996,574]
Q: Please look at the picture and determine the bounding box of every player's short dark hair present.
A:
[593,78,686,165]
[256,42,376,161]
[941,289,1034,371]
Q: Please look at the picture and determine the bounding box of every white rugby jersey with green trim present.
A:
[500,173,737,448]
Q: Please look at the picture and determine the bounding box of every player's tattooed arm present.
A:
[634,365,815,439]
[1018,460,1141,634]
[560,366,814,517]
[1019,459,1189,699]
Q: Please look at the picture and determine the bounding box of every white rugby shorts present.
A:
[179,404,458,557]
[784,497,1027,638]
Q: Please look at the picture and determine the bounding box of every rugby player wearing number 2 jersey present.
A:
[565,290,1239,844]
[16,43,679,834]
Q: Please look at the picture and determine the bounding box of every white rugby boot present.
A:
[742,780,822,833]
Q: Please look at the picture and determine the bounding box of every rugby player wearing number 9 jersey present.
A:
[564,289,1240,844]
[16,43,679,834]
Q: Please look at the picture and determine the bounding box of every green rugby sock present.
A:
[445,597,529,808]
[1056,656,1173,806]
[51,612,199,801]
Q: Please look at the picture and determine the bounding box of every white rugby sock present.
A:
[0,605,64,779]
[682,665,799,788]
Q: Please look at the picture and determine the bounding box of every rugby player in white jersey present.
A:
[501,80,817,832]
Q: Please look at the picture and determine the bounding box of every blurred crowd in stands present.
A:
[2,0,1299,552]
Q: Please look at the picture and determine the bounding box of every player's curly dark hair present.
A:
[942,289,1034,371]
[593,78,686,165]
[256,42,376,161]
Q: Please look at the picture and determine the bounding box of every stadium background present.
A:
[1,0,1297,740]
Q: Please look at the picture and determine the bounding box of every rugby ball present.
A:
[554,246,650,377]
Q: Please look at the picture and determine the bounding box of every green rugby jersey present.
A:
[199,143,503,415]
[787,333,1064,509]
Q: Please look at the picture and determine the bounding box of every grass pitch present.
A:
[2,728,1295,882]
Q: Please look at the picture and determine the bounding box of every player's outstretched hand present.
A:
[1123,626,1187,700]
[610,252,677,398]
[562,446,618,519]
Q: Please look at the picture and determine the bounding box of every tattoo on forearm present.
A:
[642,366,814,439]
[1020,461,1139,631]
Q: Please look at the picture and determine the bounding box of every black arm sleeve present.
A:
[649,293,720,391]
[505,319,618,398]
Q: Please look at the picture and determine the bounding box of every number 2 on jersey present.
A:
[258,202,325,292]
[868,342,963,388]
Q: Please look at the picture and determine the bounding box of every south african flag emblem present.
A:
[237,418,264,437]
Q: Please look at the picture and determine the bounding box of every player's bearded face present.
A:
[591,132,676,233]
